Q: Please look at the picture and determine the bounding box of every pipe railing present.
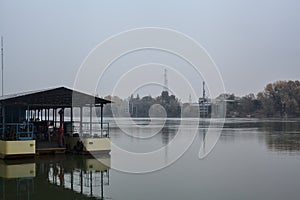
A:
[0,123,34,140]
[64,121,110,138]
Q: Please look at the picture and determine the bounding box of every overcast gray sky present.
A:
[1,0,300,101]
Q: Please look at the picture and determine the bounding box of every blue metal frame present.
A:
[6,123,34,140]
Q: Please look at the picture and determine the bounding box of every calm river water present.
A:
[1,118,300,200]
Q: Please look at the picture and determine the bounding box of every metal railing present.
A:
[1,123,34,140]
[66,121,110,138]
[0,121,109,141]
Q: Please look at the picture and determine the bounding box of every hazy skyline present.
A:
[1,0,299,101]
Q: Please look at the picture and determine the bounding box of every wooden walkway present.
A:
[36,148,66,155]
[36,141,66,155]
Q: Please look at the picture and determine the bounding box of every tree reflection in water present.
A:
[262,121,300,153]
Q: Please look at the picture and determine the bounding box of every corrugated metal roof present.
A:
[0,87,55,101]
[0,86,111,108]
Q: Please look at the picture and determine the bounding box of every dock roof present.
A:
[0,86,111,108]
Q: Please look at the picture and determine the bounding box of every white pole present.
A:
[1,36,3,97]
[1,36,4,138]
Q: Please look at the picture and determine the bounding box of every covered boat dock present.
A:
[0,86,111,158]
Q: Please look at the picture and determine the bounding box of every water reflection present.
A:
[199,127,208,155]
[261,121,300,153]
[223,119,300,154]
[161,126,171,145]
[0,155,110,200]
[0,159,35,200]
[2,119,300,200]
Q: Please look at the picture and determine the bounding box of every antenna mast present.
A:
[163,68,168,92]
[1,36,3,97]
[202,81,205,100]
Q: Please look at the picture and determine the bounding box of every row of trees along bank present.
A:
[224,80,300,118]
[102,80,300,118]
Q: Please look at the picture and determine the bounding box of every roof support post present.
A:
[27,105,30,133]
[62,108,65,123]
[70,107,73,123]
[80,106,83,137]
[58,109,64,147]
[52,108,55,126]
[54,109,57,127]
[1,104,5,139]
[90,104,92,136]
[100,104,103,137]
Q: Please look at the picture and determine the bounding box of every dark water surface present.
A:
[1,118,300,200]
